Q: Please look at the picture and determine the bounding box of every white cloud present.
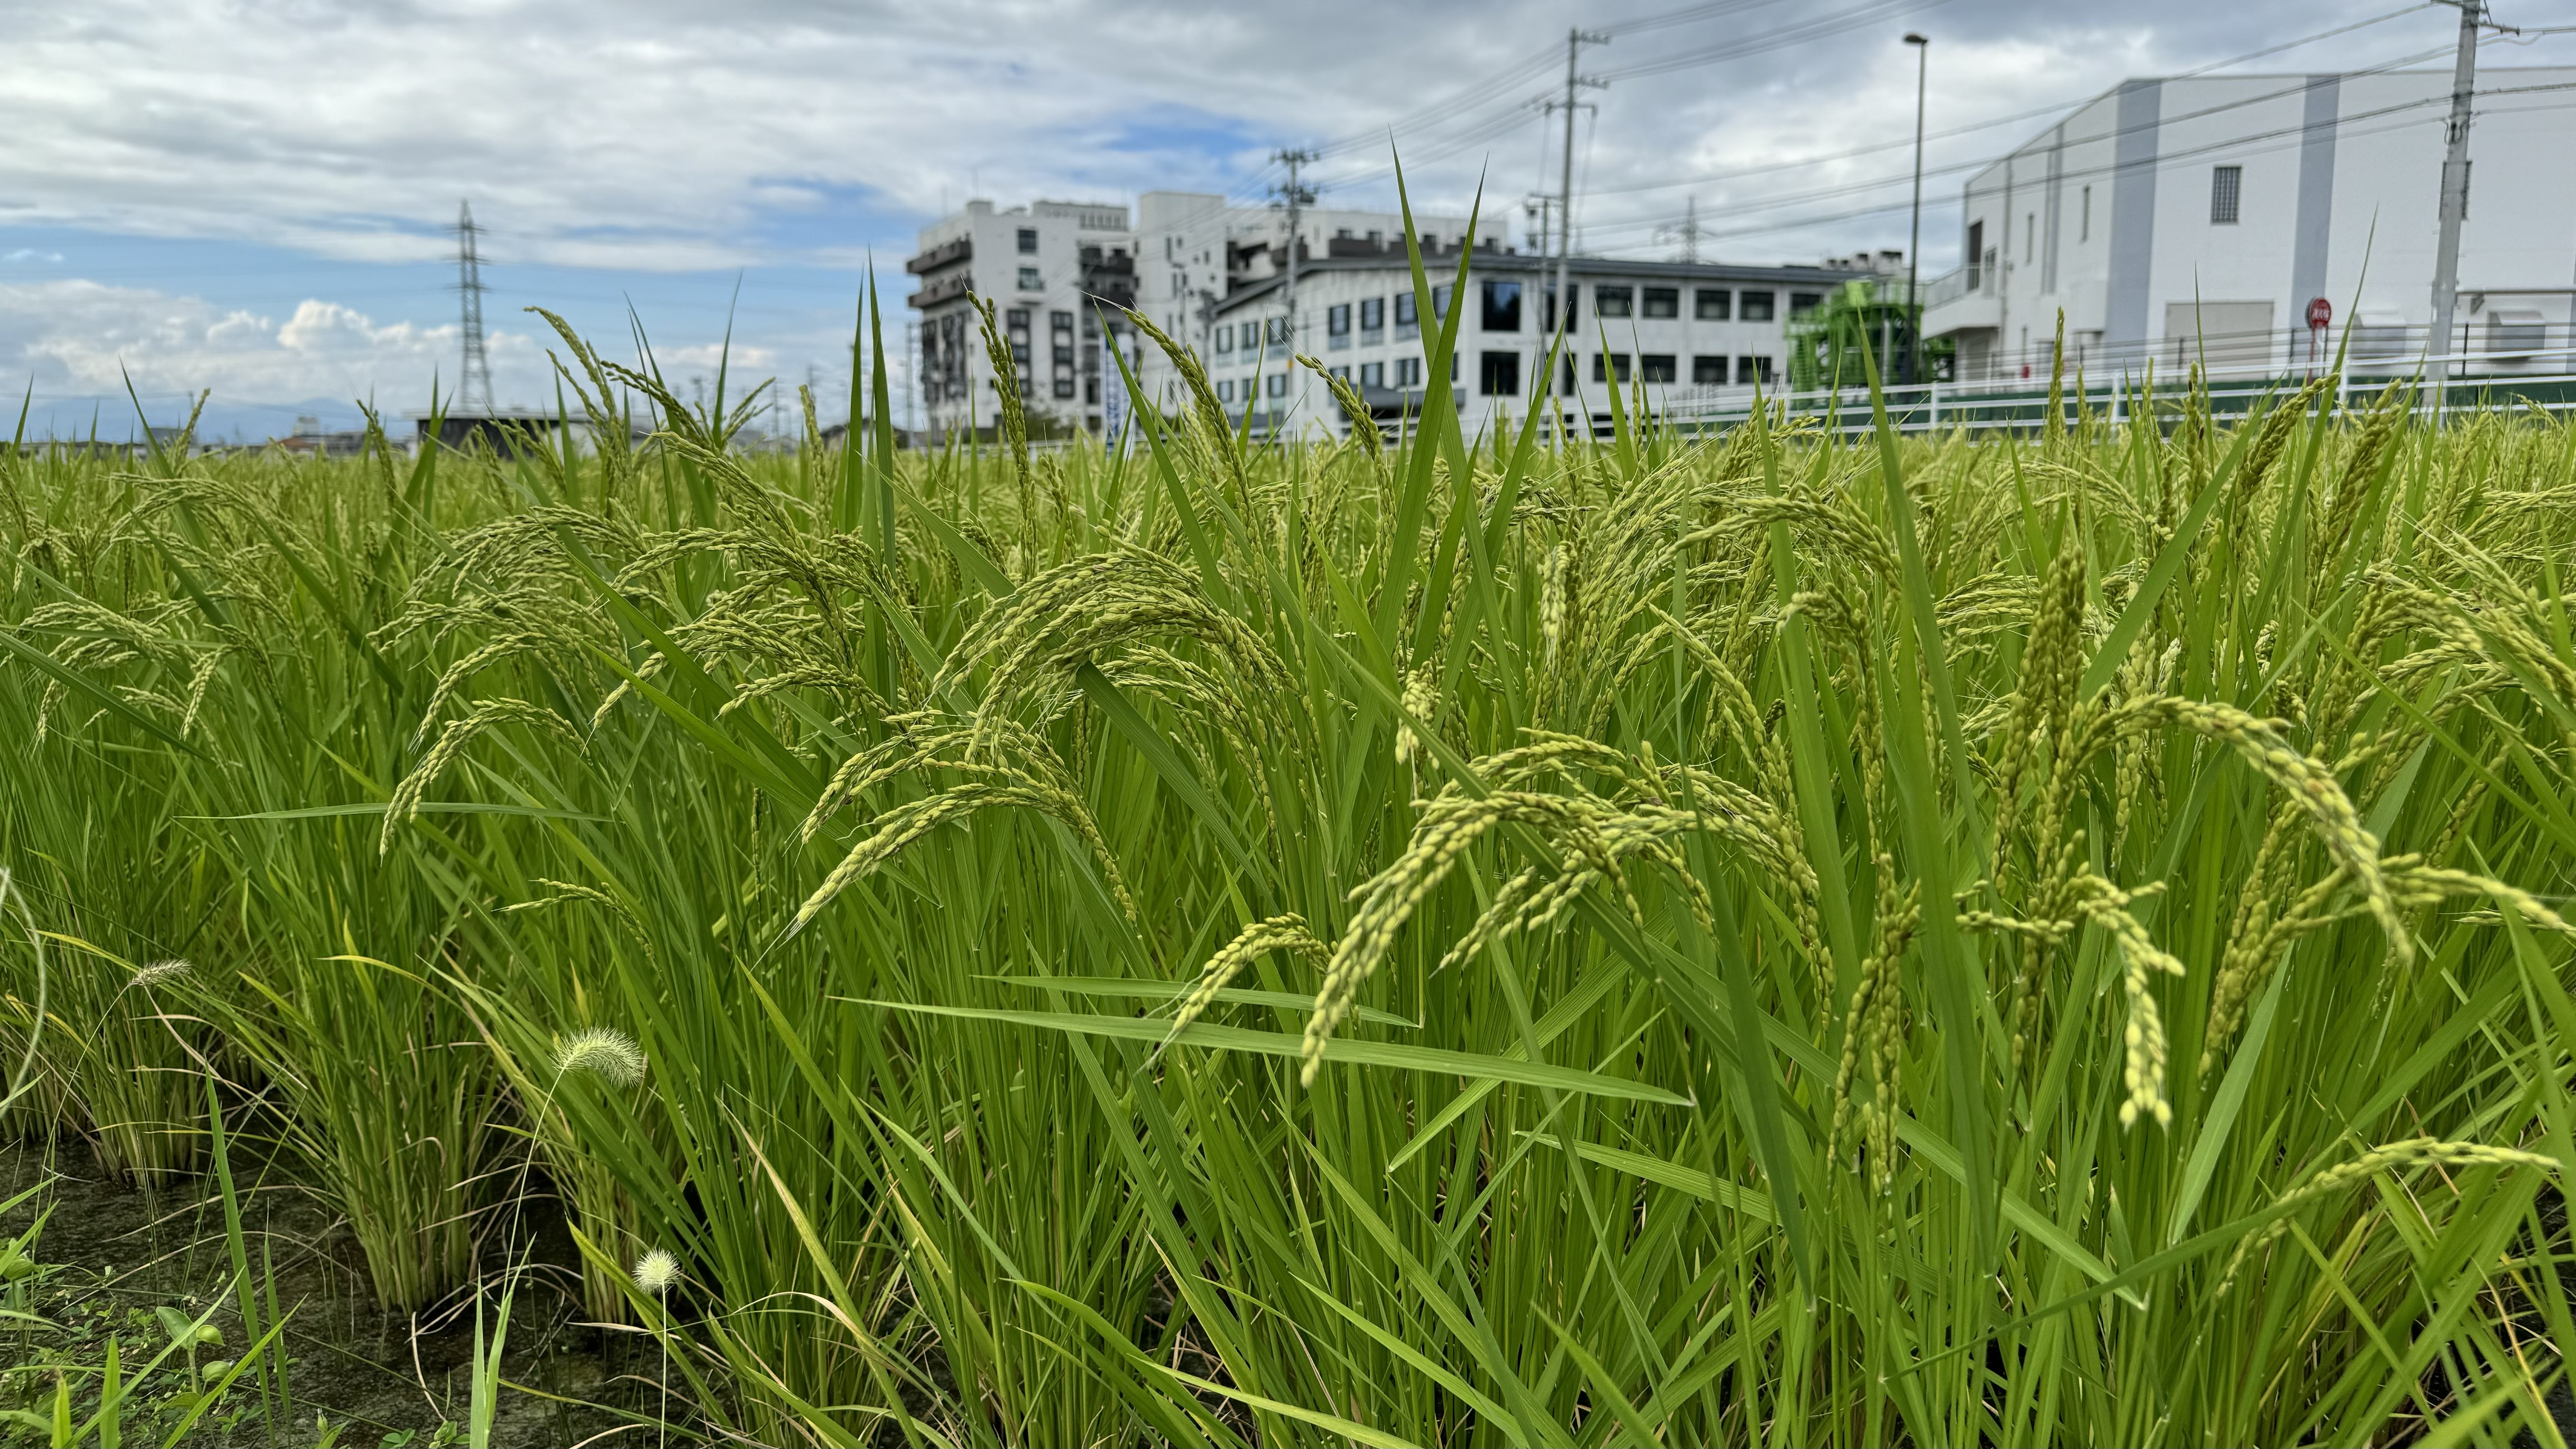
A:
[0,281,549,403]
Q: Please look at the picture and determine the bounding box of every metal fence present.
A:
[1648,345,2576,440]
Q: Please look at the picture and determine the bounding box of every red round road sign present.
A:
[2306,297,2333,329]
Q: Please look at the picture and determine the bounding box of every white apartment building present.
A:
[1197,251,1870,436]
[907,198,1143,437]
[1922,67,2576,382]
[907,191,1478,440]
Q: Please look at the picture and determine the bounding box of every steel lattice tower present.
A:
[454,201,494,413]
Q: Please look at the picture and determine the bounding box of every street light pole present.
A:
[1903,32,1929,389]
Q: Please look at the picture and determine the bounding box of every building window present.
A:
[1017,267,1043,291]
[1006,308,1030,331]
[1693,354,1728,385]
[1479,350,1520,396]
[1266,372,1287,399]
[1360,297,1384,339]
[1051,310,1073,335]
[1560,354,1578,395]
[1544,285,1576,332]
[1640,354,1676,383]
[1696,289,1730,321]
[1361,360,1384,388]
[1218,379,1234,402]
[1789,292,1822,318]
[1739,290,1775,322]
[1053,377,1076,399]
[1394,293,1419,339]
[1332,364,1350,381]
[1966,221,1984,290]
[2080,185,2091,242]
[1216,324,1233,354]
[1596,285,1634,319]
[1086,377,1100,405]
[1328,302,1352,350]
[2210,165,2241,224]
[1017,228,1038,254]
[1266,317,1290,348]
[1396,356,1422,388]
[1738,354,1774,384]
[1432,284,1453,321]
[1642,287,1679,319]
[1593,353,1632,383]
[1482,281,1523,332]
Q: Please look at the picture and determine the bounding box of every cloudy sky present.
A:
[5,0,2571,438]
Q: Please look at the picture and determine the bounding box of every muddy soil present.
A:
[1,1134,660,1448]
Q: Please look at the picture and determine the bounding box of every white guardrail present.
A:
[1651,346,2576,437]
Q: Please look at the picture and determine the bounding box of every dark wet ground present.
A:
[0,1133,660,1448]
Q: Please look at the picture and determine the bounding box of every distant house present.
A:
[271,415,372,459]
[410,410,578,458]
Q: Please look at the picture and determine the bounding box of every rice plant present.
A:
[3,249,2574,1445]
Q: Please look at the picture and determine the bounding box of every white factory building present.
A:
[1922,67,2576,383]
[1198,251,1873,436]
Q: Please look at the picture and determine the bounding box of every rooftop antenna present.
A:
[454,201,494,414]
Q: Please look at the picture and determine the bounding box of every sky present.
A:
[5,0,2573,440]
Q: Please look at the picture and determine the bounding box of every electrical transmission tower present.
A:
[1656,196,1706,264]
[453,201,494,413]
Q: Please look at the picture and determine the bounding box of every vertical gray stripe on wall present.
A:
[2043,123,2065,294]
[2291,74,2340,322]
[2107,80,2162,350]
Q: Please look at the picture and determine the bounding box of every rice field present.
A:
[5,267,2576,1446]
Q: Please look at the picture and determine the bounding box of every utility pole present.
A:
[2427,0,2512,410]
[1548,28,1608,438]
[453,201,494,414]
[1902,35,1930,387]
[1271,148,1316,356]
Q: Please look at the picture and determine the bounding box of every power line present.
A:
[1569,32,2548,243]
[1576,84,2576,255]
[1582,4,2448,199]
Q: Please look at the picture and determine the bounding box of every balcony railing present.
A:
[908,271,974,308]
[906,236,972,276]
[1920,265,1975,311]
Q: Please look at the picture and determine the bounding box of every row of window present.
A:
[1214,282,1813,355]
[1214,350,1777,404]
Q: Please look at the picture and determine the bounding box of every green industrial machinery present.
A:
[1785,278,1952,392]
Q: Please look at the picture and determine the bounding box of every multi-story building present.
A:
[1921,67,2576,382]
[1128,191,1474,411]
[907,198,1140,437]
[1196,247,1872,435]
[909,191,1480,440]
